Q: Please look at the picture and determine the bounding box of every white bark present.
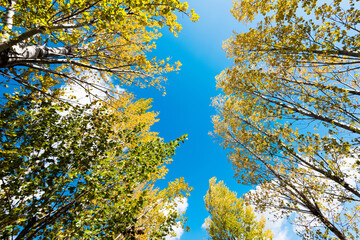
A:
[10,45,72,59]
[1,0,16,43]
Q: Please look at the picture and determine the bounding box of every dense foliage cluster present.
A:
[0,0,198,97]
[0,92,191,239]
[204,177,272,240]
[213,0,360,239]
[0,0,197,239]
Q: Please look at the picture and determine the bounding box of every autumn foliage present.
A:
[0,0,197,239]
[213,0,360,239]
[0,0,198,97]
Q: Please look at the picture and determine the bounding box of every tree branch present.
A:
[254,93,360,134]
[15,191,87,240]
[0,20,96,53]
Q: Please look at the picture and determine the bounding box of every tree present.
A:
[213,0,360,239]
[204,177,272,240]
[131,180,191,240]
[0,0,198,98]
[0,91,191,239]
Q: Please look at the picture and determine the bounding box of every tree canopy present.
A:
[213,0,360,239]
[0,0,198,97]
[0,0,198,239]
[0,91,191,239]
[204,177,272,240]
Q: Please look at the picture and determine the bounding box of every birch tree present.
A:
[0,91,191,239]
[204,177,272,240]
[213,0,360,239]
[0,0,198,97]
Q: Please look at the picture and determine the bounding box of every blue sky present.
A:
[130,0,302,239]
[130,0,266,239]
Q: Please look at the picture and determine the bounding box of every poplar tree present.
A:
[0,91,190,239]
[204,177,272,240]
[213,0,360,239]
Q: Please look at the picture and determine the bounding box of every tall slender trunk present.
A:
[1,0,16,42]
[0,0,16,66]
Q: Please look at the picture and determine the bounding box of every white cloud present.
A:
[275,229,290,240]
[62,70,125,105]
[165,222,185,240]
[244,153,360,240]
[175,197,189,214]
[201,218,208,230]
[259,210,292,240]
[165,198,189,240]
[245,181,297,239]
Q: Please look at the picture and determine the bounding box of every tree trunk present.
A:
[1,0,16,42]
[10,45,73,59]
[0,45,73,67]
